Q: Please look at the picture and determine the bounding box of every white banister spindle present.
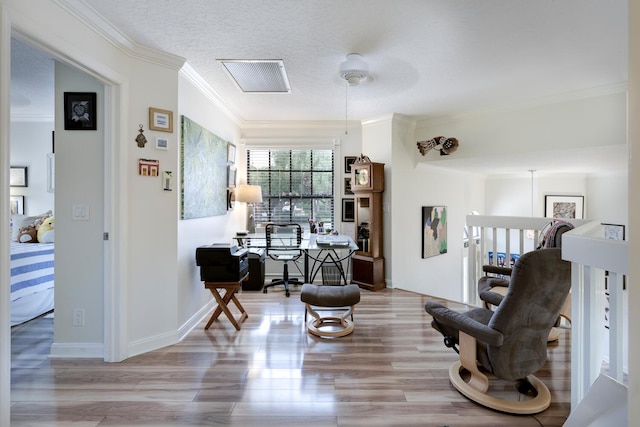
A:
[609,272,624,382]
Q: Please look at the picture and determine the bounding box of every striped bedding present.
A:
[10,240,54,326]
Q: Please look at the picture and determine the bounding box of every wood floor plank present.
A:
[11,288,571,426]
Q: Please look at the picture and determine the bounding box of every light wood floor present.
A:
[11,287,571,426]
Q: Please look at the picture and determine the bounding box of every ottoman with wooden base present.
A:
[300,283,361,337]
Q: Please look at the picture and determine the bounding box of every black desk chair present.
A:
[264,223,303,297]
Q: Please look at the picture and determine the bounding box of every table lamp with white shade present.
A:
[235,184,263,234]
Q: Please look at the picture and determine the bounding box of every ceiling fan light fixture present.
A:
[339,53,369,86]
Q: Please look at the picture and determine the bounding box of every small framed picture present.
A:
[342,198,354,222]
[149,107,173,133]
[344,156,357,174]
[10,166,28,187]
[155,137,169,150]
[138,158,160,176]
[602,223,625,240]
[344,177,353,195]
[10,195,24,215]
[64,92,97,130]
[227,142,236,164]
[227,165,237,187]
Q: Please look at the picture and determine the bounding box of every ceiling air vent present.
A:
[219,59,291,93]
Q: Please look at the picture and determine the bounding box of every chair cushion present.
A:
[301,283,361,307]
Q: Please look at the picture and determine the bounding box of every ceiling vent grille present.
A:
[219,59,291,93]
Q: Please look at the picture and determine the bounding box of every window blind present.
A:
[246,148,334,231]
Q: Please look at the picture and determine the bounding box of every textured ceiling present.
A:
[80,0,628,123]
[10,0,629,174]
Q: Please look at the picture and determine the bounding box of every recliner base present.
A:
[449,360,551,415]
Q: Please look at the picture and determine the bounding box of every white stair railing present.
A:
[465,215,591,306]
[562,222,628,410]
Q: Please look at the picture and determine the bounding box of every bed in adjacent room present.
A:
[10,212,55,326]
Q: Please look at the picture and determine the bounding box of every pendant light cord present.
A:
[344,81,349,135]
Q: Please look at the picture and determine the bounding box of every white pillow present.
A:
[10,210,52,241]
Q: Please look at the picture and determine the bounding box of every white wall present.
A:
[53,61,105,348]
[628,2,639,423]
[417,91,626,167]
[125,58,182,352]
[392,163,485,301]
[177,72,242,328]
[9,120,54,215]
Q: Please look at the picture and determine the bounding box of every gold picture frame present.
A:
[149,107,174,133]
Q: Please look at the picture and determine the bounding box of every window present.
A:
[246,148,334,231]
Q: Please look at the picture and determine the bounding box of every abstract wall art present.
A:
[422,205,448,258]
[180,116,228,219]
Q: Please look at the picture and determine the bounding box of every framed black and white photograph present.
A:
[344,177,353,195]
[545,195,584,219]
[64,92,97,130]
[149,107,173,133]
[344,156,357,174]
[10,166,27,187]
[155,137,169,150]
[342,198,354,222]
[10,195,24,215]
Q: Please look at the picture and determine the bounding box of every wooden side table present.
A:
[204,273,249,330]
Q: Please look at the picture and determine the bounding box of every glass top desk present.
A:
[233,233,358,285]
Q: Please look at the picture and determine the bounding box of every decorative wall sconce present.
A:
[136,124,148,148]
[416,136,459,156]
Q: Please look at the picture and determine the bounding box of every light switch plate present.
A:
[72,204,90,221]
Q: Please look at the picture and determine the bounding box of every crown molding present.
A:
[180,63,243,126]
[54,0,185,70]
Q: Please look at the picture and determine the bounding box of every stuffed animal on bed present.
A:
[17,225,38,243]
[37,216,55,243]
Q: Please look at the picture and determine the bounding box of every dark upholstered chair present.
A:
[263,223,303,297]
[300,283,360,338]
[425,248,570,414]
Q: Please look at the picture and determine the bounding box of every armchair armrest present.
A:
[482,265,513,276]
[479,290,504,307]
[424,301,504,347]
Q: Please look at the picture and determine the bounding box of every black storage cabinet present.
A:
[243,248,265,291]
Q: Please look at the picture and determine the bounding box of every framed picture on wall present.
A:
[10,166,27,187]
[342,198,354,222]
[149,107,173,133]
[10,195,24,215]
[422,206,448,258]
[544,195,584,219]
[344,156,357,174]
[64,92,97,130]
[344,177,353,195]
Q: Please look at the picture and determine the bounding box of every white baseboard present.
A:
[49,342,104,359]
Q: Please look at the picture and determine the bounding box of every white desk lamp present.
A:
[235,184,263,234]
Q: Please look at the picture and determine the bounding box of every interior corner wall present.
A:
[177,73,242,329]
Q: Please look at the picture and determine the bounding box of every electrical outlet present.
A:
[72,309,85,326]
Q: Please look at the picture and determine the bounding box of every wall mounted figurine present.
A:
[136,124,148,148]
[416,136,459,156]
